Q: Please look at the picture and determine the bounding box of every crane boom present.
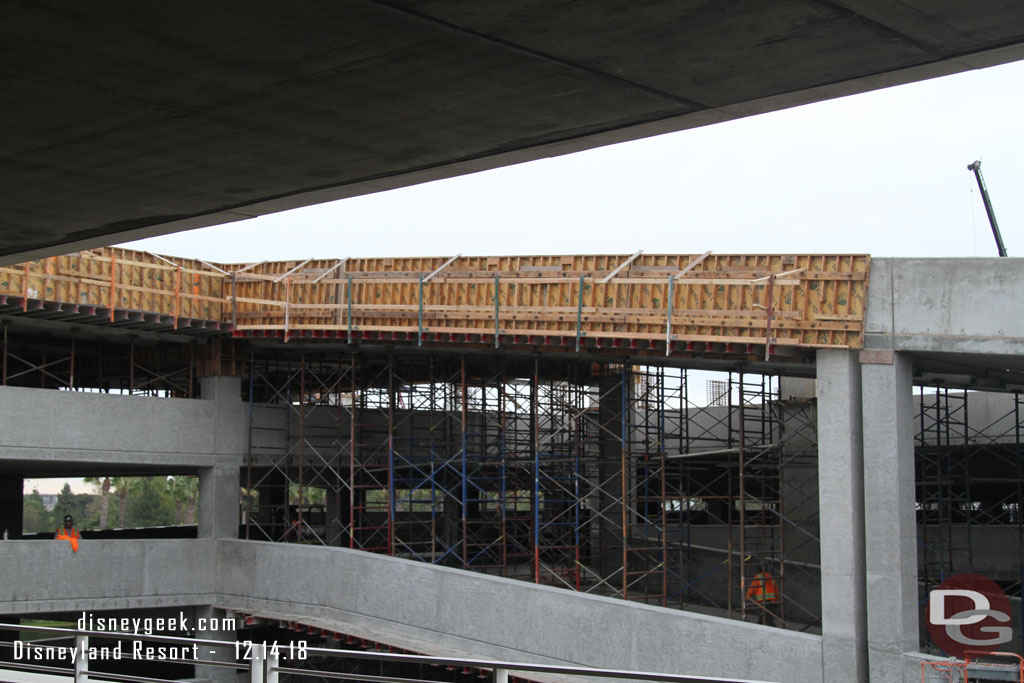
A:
[967,160,1008,257]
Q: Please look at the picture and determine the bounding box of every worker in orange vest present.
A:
[745,562,780,625]
[54,514,81,552]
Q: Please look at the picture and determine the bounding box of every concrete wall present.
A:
[0,385,245,468]
[0,539,218,615]
[219,541,824,683]
[0,538,824,682]
[866,258,1024,355]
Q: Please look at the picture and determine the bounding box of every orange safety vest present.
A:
[56,528,80,553]
[745,571,779,603]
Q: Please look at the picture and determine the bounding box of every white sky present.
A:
[27,59,1024,498]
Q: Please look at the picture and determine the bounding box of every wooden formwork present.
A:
[0,247,224,323]
[230,253,870,350]
[2,250,870,350]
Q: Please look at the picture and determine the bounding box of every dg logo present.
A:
[926,573,1013,658]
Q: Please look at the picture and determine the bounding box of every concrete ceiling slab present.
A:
[2,1,1024,264]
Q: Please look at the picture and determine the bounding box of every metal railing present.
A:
[0,622,778,683]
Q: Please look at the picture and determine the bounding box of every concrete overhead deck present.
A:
[4,2,1024,264]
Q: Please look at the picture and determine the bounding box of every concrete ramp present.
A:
[217,541,821,682]
[0,539,822,682]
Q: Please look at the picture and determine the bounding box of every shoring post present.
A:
[665,276,674,356]
[738,370,747,620]
[574,369,583,592]
[108,254,116,321]
[284,277,292,342]
[461,354,469,568]
[347,275,354,345]
[128,335,135,395]
[387,354,396,555]
[298,354,306,534]
[40,336,47,388]
[21,263,28,312]
[964,395,974,573]
[494,669,508,683]
[764,274,775,361]
[245,351,256,540]
[499,368,508,575]
[575,275,584,352]
[1,321,7,385]
[683,369,692,604]
[1016,392,1023,656]
[418,276,425,347]
[494,274,500,349]
[335,352,345,546]
[726,372,735,615]
[69,328,76,390]
[74,634,88,683]
[621,364,629,599]
[231,270,237,331]
[349,351,358,549]
[175,265,182,329]
[189,340,196,398]
[659,368,668,605]
[532,359,541,583]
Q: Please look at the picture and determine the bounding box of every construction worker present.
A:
[745,562,780,625]
[55,515,81,552]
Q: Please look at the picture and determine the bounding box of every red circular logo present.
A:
[926,573,1013,658]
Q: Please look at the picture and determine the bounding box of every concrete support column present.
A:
[199,376,244,539]
[860,350,918,680]
[194,605,237,682]
[199,466,240,538]
[815,350,867,682]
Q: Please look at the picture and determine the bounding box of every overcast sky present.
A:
[120,59,1024,263]
[31,59,1022,498]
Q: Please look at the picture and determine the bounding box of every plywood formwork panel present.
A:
[0,247,225,322]
[231,253,869,350]
[2,251,869,351]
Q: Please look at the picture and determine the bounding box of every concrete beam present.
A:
[0,385,244,471]
[815,350,868,682]
[866,258,1024,356]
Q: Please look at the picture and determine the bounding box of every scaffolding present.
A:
[242,350,820,629]
[0,320,200,397]
[916,388,1024,609]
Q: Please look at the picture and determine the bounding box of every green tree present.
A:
[166,476,199,525]
[125,477,175,527]
[84,476,112,529]
[76,493,101,530]
[22,489,52,535]
[112,477,142,528]
[55,483,83,523]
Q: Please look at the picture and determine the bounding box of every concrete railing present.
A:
[0,538,825,682]
[0,539,219,616]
